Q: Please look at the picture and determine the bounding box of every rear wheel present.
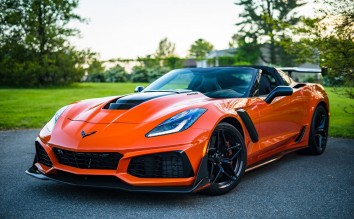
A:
[300,105,329,155]
[203,123,246,195]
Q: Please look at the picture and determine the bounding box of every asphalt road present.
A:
[0,130,353,219]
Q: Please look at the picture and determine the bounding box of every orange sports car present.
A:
[26,66,329,195]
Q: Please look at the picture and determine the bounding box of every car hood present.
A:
[42,91,254,150]
[43,92,216,150]
[64,91,212,124]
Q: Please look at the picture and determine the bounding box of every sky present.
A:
[70,0,315,60]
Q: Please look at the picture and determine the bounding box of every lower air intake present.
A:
[53,148,122,170]
[35,141,53,167]
[128,151,194,178]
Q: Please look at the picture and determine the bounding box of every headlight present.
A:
[46,106,68,132]
[146,108,206,137]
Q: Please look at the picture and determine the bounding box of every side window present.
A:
[259,73,278,96]
[264,74,277,86]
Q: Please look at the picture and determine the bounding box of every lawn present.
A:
[326,88,354,138]
[0,83,353,138]
[0,83,147,130]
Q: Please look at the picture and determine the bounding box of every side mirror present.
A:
[134,86,144,93]
[265,86,293,104]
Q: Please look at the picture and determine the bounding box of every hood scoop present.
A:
[108,92,173,110]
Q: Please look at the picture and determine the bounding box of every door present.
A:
[255,73,307,159]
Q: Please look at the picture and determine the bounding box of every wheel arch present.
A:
[308,100,329,124]
[317,101,329,113]
[219,117,244,138]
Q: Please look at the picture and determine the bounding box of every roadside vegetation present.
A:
[0,0,352,138]
[0,84,352,138]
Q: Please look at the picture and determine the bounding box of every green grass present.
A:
[0,83,353,138]
[0,83,148,130]
[326,88,354,138]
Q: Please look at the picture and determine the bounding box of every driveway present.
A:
[0,130,353,218]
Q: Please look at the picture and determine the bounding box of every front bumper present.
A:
[26,131,212,193]
[26,155,210,193]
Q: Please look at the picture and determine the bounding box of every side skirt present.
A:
[245,146,307,172]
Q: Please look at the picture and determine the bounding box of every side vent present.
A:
[236,109,259,143]
[295,126,307,143]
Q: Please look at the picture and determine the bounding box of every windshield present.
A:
[144,67,257,98]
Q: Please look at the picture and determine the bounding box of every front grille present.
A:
[128,152,194,178]
[53,148,122,170]
[35,141,53,167]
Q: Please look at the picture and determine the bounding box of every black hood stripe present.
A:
[108,92,174,110]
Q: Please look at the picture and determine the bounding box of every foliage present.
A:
[130,65,170,83]
[0,0,86,87]
[285,0,354,97]
[234,0,306,65]
[87,59,105,75]
[163,56,184,69]
[130,66,150,83]
[104,65,127,82]
[154,37,176,58]
[84,54,105,82]
[229,34,261,65]
[130,38,182,83]
[189,39,214,60]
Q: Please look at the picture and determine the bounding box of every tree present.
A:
[130,38,181,83]
[189,39,214,60]
[0,0,86,86]
[313,0,353,90]
[154,37,176,58]
[229,34,260,65]
[87,59,104,75]
[85,57,105,82]
[130,66,149,83]
[286,0,354,96]
[234,0,306,65]
[104,65,127,82]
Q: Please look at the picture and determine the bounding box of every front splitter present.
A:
[25,165,210,193]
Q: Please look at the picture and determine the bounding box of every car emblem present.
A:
[81,130,97,138]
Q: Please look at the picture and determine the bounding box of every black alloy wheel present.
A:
[300,105,329,155]
[204,122,246,195]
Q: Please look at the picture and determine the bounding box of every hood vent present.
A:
[107,92,173,110]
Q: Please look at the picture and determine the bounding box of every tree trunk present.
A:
[36,0,46,58]
[270,35,276,64]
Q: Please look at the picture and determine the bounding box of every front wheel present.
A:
[300,105,329,155]
[203,123,247,195]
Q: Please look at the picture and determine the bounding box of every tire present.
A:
[203,122,247,195]
[299,105,329,155]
